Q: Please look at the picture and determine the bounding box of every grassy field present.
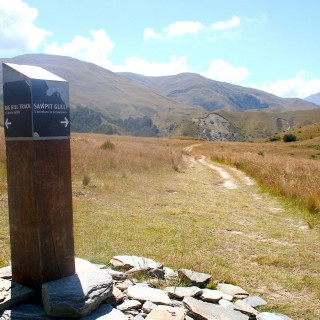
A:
[0,132,319,319]
[194,137,320,215]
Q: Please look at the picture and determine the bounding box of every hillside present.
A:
[305,92,320,105]
[121,72,318,112]
[0,54,205,137]
[1,54,319,140]
[281,121,320,140]
[216,108,320,140]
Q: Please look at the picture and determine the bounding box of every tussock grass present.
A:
[0,132,319,319]
[195,138,320,215]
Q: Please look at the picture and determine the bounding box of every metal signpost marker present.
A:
[2,63,75,291]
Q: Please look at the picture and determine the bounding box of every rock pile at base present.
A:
[0,255,294,320]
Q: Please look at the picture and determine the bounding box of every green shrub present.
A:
[269,135,280,141]
[100,140,115,150]
[82,174,91,186]
[283,134,297,142]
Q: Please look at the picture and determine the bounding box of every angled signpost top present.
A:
[2,63,70,141]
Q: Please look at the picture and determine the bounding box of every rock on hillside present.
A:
[192,113,244,141]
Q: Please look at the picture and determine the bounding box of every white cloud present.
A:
[144,28,162,40]
[44,29,115,68]
[202,59,249,84]
[45,28,190,76]
[258,70,320,98]
[211,16,240,30]
[164,21,204,38]
[0,0,51,53]
[144,21,204,39]
[144,16,241,40]
[112,56,190,76]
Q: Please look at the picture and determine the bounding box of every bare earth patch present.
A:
[181,143,320,319]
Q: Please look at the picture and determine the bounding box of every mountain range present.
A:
[1,54,319,140]
[305,92,320,106]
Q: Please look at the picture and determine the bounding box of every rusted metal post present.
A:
[2,63,75,291]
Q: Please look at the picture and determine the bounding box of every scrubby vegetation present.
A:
[194,139,320,214]
[71,105,160,137]
[0,132,319,319]
[283,133,297,142]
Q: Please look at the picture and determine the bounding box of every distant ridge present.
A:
[1,54,319,140]
[120,72,318,112]
[0,54,205,137]
[305,92,320,106]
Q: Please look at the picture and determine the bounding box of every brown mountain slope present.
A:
[0,54,205,135]
[216,108,320,140]
[1,54,319,140]
[121,72,318,112]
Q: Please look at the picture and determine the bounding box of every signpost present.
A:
[2,63,75,291]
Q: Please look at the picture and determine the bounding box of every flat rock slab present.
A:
[42,267,113,318]
[105,286,124,305]
[105,269,126,281]
[165,286,202,299]
[219,299,235,309]
[75,257,99,273]
[201,289,223,302]
[257,313,292,320]
[81,304,128,320]
[0,304,51,319]
[243,296,267,308]
[0,267,12,280]
[142,300,157,313]
[216,283,249,298]
[274,313,294,320]
[163,267,179,281]
[178,269,211,287]
[0,279,35,311]
[234,300,259,316]
[145,305,185,320]
[110,256,163,270]
[116,279,134,291]
[127,285,172,305]
[117,299,141,312]
[183,296,249,320]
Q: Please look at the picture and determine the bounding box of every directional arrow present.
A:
[60,117,69,128]
[5,118,12,130]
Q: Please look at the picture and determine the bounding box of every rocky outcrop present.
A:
[0,256,294,320]
[192,113,244,141]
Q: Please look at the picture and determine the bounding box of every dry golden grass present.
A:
[193,138,320,215]
[282,121,320,140]
[0,132,319,319]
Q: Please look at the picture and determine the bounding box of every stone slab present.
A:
[183,296,249,320]
[165,286,202,299]
[145,305,185,320]
[81,304,128,320]
[0,279,35,311]
[178,269,211,287]
[42,267,113,318]
[127,285,171,305]
[110,256,163,270]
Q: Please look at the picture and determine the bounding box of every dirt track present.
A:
[180,143,320,319]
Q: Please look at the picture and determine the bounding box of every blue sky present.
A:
[1,0,320,98]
